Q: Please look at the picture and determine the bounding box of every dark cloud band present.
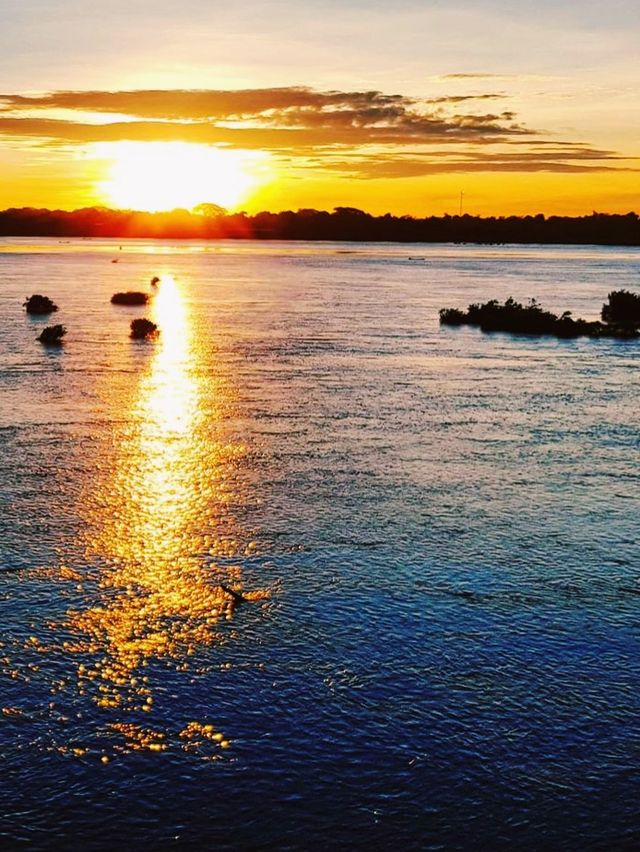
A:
[0,86,633,176]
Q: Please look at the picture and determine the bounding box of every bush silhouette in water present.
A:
[601,290,640,329]
[440,296,639,339]
[438,307,467,326]
[37,324,66,345]
[111,291,150,306]
[130,318,158,339]
[24,294,58,314]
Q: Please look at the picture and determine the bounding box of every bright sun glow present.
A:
[96,142,270,211]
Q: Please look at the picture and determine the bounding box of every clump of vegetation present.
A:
[37,324,66,345]
[130,318,159,339]
[24,294,58,314]
[150,276,160,287]
[438,308,467,326]
[440,296,639,339]
[111,291,150,306]
[601,289,640,329]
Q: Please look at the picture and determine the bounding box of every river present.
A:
[1,239,639,849]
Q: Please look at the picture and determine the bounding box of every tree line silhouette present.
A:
[0,206,639,245]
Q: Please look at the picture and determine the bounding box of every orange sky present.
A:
[1,1,638,216]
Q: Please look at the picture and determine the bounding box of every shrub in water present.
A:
[24,294,58,314]
[130,318,158,339]
[111,291,150,306]
[439,307,467,325]
[37,324,66,345]
[601,290,640,329]
[439,296,638,339]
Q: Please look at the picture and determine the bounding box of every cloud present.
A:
[320,158,630,178]
[0,86,634,177]
[426,94,507,104]
[0,88,410,120]
[0,115,526,149]
[309,143,633,178]
[437,73,515,80]
[435,73,556,82]
[0,87,529,150]
[0,87,508,117]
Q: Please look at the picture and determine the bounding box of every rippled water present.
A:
[1,239,639,850]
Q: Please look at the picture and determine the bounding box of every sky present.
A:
[0,0,638,215]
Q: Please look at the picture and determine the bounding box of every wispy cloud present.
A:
[0,86,634,176]
[436,73,555,81]
[0,88,409,120]
[0,87,529,148]
[426,94,507,104]
[438,73,515,80]
[321,154,629,179]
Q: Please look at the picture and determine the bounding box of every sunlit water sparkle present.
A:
[0,239,639,850]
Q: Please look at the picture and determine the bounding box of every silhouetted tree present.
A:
[24,294,58,314]
[192,202,227,217]
[130,318,159,339]
[37,324,66,344]
[601,290,640,328]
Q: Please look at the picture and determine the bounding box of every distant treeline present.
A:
[1,206,639,245]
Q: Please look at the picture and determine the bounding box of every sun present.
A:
[96,141,270,212]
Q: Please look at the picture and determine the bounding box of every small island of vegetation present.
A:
[37,324,66,345]
[440,290,640,339]
[130,318,159,339]
[111,291,150,306]
[24,294,58,314]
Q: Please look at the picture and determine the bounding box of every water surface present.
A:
[1,239,639,849]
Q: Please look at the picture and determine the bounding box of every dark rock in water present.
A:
[37,324,66,345]
[151,276,160,287]
[439,296,639,339]
[24,294,58,315]
[601,289,640,329]
[130,318,159,339]
[111,291,150,306]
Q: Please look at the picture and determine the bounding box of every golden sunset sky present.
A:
[1,0,638,215]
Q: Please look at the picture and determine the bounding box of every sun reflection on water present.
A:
[56,274,266,750]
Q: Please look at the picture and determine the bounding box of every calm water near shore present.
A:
[1,238,639,850]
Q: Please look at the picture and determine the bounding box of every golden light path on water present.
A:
[60,275,265,757]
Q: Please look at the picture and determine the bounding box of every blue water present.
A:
[1,239,639,849]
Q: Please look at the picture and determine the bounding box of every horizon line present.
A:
[1,205,639,220]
